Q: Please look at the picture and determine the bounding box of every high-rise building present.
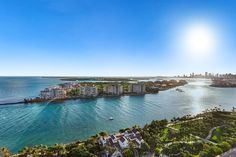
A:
[103,84,123,95]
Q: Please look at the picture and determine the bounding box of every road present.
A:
[218,147,236,157]
[206,125,225,140]
[167,124,216,145]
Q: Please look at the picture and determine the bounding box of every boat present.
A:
[109,117,114,120]
[176,88,184,92]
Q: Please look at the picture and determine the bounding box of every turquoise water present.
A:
[0,77,236,152]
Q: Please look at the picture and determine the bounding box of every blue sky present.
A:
[0,0,235,76]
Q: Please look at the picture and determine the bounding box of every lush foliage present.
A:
[122,148,134,157]
[2,110,236,157]
[67,88,80,96]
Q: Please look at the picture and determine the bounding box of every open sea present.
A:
[0,77,236,152]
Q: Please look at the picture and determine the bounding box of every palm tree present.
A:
[128,141,136,151]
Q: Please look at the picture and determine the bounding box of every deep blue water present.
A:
[0,77,62,104]
[0,77,236,152]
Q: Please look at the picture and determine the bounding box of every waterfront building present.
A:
[80,86,98,97]
[40,88,54,99]
[118,136,129,149]
[53,88,67,99]
[110,135,118,143]
[59,82,75,90]
[103,84,123,95]
[99,136,108,147]
[124,129,144,148]
[99,129,144,150]
[40,88,67,99]
[129,83,146,94]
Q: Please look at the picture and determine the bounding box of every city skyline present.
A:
[1,0,236,76]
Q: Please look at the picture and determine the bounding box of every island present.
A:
[43,76,158,82]
[24,79,188,104]
[1,107,236,157]
[211,78,236,88]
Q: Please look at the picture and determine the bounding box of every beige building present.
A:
[53,88,67,99]
[103,84,123,95]
[80,86,98,97]
[40,88,67,99]
[129,83,146,94]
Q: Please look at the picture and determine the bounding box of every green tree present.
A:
[99,131,108,137]
[96,84,104,94]
[67,88,80,96]
[217,142,231,152]
[49,144,66,156]
[208,145,223,157]
[140,142,150,154]
[68,145,94,157]
[199,150,209,157]
[154,147,161,156]
[123,148,134,157]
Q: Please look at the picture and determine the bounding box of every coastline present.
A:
[3,108,236,157]
[211,78,236,88]
[24,80,187,104]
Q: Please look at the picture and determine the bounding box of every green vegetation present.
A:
[67,88,80,96]
[2,109,236,157]
[140,109,236,157]
[122,83,129,93]
[140,142,150,155]
[96,84,104,94]
[154,147,161,156]
[123,148,134,157]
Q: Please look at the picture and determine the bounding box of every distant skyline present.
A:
[0,0,236,76]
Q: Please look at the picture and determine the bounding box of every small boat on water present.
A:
[176,88,184,92]
[109,117,114,120]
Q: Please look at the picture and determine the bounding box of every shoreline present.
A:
[24,85,186,104]
[211,78,236,88]
[0,80,187,105]
[4,108,236,157]
[24,92,152,104]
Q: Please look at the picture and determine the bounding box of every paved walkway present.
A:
[167,117,203,127]
[167,121,217,145]
[206,125,225,140]
[217,147,236,157]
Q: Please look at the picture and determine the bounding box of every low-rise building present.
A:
[99,129,144,150]
[110,135,118,143]
[99,136,108,147]
[124,129,144,148]
[118,136,129,149]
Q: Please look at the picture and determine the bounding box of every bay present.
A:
[0,77,236,152]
